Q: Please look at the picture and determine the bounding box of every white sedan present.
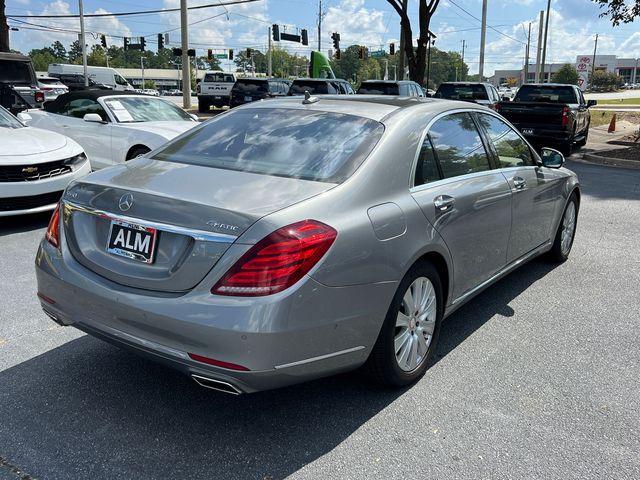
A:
[19,92,199,170]
[0,105,90,216]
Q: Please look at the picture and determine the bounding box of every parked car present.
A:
[288,78,354,95]
[19,91,198,170]
[0,52,44,113]
[35,96,580,394]
[0,105,90,216]
[230,78,290,108]
[141,89,159,96]
[48,73,113,92]
[48,64,134,91]
[197,71,236,112]
[37,76,69,102]
[498,86,516,101]
[357,80,424,97]
[435,82,501,109]
[495,83,595,155]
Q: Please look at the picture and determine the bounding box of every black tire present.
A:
[127,146,151,160]
[198,100,210,113]
[365,261,444,387]
[547,192,579,263]
[560,137,574,157]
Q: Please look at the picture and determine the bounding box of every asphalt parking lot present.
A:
[1,160,639,480]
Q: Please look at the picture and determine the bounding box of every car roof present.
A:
[43,91,153,112]
[360,80,415,84]
[292,78,349,82]
[438,82,493,86]
[232,95,486,122]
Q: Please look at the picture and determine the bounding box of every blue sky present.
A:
[6,0,640,74]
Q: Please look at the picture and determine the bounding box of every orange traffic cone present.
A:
[608,114,616,133]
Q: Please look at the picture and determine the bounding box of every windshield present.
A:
[151,108,384,183]
[0,106,24,128]
[289,81,335,95]
[204,73,235,82]
[515,86,577,103]
[232,80,269,95]
[357,83,400,95]
[0,60,34,84]
[436,84,488,101]
[103,97,193,123]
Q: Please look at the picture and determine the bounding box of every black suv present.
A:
[230,78,290,108]
[0,52,44,113]
[288,78,355,95]
[356,80,424,97]
[435,82,501,109]
[48,73,112,91]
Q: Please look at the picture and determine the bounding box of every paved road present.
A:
[1,161,639,479]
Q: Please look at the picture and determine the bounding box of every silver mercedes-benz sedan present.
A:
[35,96,580,394]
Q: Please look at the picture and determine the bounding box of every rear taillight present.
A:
[34,90,45,103]
[45,203,61,249]
[212,220,337,296]
[561,106,570,128]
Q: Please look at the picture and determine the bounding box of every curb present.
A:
[578,152,640,169]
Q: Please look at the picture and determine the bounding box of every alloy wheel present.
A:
[561,201,576,256]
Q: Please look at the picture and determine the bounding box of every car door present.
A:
[55,97,114,169]
[410,112,513,300]
[475,112,560,262]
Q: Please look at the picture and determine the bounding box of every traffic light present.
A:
[228,49,234,60]
[187,49,196,57]
[208,49,213,60]
[301,29,308,46]
[123,37,129,51]
[272,24,280,42]
[157,33,164,50]
[389,42,395,56]
[335,49,341,60]
[331,32,340,51]
[358,46,365,59]
[246,48,252,59]
[100,34,107,48]
[172,47,182,56]
[140,36,146,51]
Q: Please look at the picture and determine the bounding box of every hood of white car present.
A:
[0,126,68,157]
[121,121,197,139]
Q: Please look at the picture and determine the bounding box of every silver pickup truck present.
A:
[0,52,44,113]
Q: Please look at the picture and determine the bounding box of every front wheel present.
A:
[365,262,443,387]
[547,193,579,262]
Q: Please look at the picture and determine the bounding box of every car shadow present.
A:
[0,211,51,237]
[0,258,562,479]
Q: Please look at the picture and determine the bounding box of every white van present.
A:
[48,64,134,91]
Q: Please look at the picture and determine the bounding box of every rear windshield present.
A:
[204,73,235,83]
[38,78,63,85]
[232,80,268,94]
[289,81,335,95]
[0,60,34,84]
[151,108,384,183]
[436,84,488,100]
[514,85,577,103]
[357,83,400,95]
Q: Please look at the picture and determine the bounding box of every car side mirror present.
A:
[587,99,597,108]
[541,147,565,168]
[189,113,199,121]
[83,113,105,123]
[16,112,32,122]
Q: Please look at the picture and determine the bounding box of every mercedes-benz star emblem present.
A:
[118,193,134,212]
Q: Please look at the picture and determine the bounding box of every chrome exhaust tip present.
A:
[191,374,243,395]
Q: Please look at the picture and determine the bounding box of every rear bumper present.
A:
[35,237,396,393]
[197,95,230,107]
[511,124,572,143]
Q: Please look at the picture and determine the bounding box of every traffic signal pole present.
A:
[268,26,272,76]
[180,0,191,109]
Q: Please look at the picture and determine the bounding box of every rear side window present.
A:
[476,114,534,168]
[428,113,491,178]
[436,84,488,101]
[289,81,334,95]
[151,108,384,183]
[414,135,441,186]
[233,80,268,94]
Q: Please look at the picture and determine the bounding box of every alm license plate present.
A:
[522,128,534,136]
[107,220,158,264]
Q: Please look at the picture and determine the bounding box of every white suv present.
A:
[197,71,236,112]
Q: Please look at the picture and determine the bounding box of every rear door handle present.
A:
[434,195,455,212]
[513,177,526,190]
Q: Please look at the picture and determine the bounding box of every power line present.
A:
[448,0,527,46]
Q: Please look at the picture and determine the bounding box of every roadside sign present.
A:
[215,54,228,59]
[370,50,385,58]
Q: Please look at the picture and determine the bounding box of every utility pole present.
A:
[141,57,145,89]
[535,10,543,82]
[268,26,272,76]
[524,22,531,84]
[317,0,322,51]
[0,0,10,52]
[540,0,551,83]
[461,39,466,81]
[478,0,488,80]
[590,33,598,85]
[180,0,191,108]
[398,0,408,80]
[79,0,88,87]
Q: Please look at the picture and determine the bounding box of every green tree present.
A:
[143,79,157,89]
[51,41,67,60]
[552,64,580,85]
[87,45,107,66]
[68,40,83,64]
[593,0,640,25]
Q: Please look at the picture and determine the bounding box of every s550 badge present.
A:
[206,221,239,232]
